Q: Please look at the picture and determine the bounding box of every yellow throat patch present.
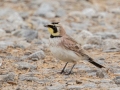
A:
[48,28,59,36]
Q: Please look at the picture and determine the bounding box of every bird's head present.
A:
[44,22,66,38]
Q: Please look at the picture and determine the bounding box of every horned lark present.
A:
[45,22,105,75]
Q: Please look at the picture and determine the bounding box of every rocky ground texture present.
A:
[0,0,120,90]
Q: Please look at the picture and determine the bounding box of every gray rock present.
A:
[19,74,38,81]
[0,58,2,67]
[74,30,93,45]
[56,8,66,17]
[86,68,107,78]
[104,49,120,53]
[98,83,117,88]
[109,87,120,90]
[96,70,105,78]
[113,76,120,86]
[45,82,65,90]
[102,39,120,52]
[97,12,108,18]
[83,44,101,50]
[69,11,81,16]
[7,0,20,3]
[99,79,113,83]
[28,17,50,30]
[0,72,15,82]
[6,12,27,32]
[96,32,119,39]
[21,50,45,61]
[5,56,21,61]
[110,68,120,75]
[75,64,91,71]
[30,16,50,25]
[19,74,48,84]
[0,8,27,32]
[66,80,76,85]
[26,50,45,61]
[41,69,57,74]
[13,29,38,42]
[95,57,105,65]
[66,80,82,85]
[97,57,105,61]
[83,82,97,88]
[109,8,120,14]
[86,36,102,45]
[45,12,56,18]
[19,12,29,19]
[71,22,89,30]
[67,85,84,90]
[0,28,6,37]
[68,11,85,22]
[14,62,37,70]
[14,40,31,49]
[41,38,49,45]
[16,87,22,90]
[32,39,43,45]
[86,70,97,77]
[35,2,55,18]
[7,11,24,24]
[0,8,14,18]
[82,8,96,17]
[0,20,14,33]
[0,41,14,50]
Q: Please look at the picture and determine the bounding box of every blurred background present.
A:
[0,0,120,90]
[0,0,120,50]
[0,0,120,34]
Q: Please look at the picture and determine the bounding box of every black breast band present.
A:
[50,35,62,38]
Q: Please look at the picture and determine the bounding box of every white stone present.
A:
[0,58,2,67]
[74,30,93,45]
[0,28,6,37]
[82,8,96,17]
[35,2,55,18]
[45,12,56,18]
[102,39,120,52]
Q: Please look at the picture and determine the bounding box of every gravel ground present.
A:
[0,0,120,90]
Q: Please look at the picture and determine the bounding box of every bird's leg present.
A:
[65,64,76,75]
[60,62,68,74]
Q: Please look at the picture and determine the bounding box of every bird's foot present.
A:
[59,69,73,75]
[60,70,65,74]
[65,72,71,75]
[64,70,74,75]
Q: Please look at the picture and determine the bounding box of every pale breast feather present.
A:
[49,37,82,62]
[50,46,80,62]
[49,38,61,46]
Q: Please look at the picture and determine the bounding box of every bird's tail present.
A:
[88,57,105,68]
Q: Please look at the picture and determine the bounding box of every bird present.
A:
[44,22,105,75]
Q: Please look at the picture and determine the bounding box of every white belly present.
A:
[50,46,80,63]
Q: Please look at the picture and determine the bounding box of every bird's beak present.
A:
[44,24,60,27]
[52,22,59,24]
[56,25,60,27]
[44,25,48,27]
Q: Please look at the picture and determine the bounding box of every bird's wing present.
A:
[60,35,104,68]
[61,35,85,56]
